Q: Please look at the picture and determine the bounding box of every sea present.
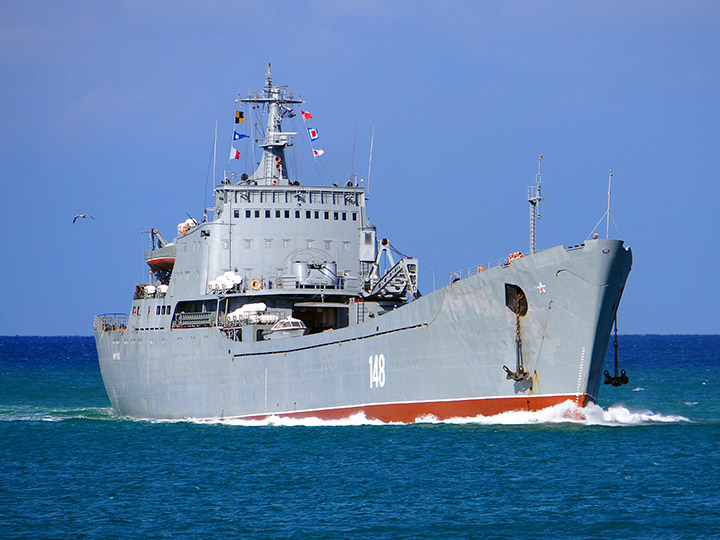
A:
[1,335,718,540]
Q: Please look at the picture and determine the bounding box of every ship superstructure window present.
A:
[244,239,253,249]
[284,210,290,218]
[324,240,332,250]
[254,210,260,218]
[314,211,319,219]
[352,212,358,221]
[234,210,239,218]
[342,212,347,221]
[156,306,161,315]
[282,239,290,249]
[307,239,314,248]
[275,210,281,218]
[265,210,271,218]
[246,210,251,218]
[306,210,311,219]
[334,212,339,220]
[324,211,329,219]
[265,239,272,249]
[343,241,350,251]
[295,210,300,218]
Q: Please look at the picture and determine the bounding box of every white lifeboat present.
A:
[264,317,308,340]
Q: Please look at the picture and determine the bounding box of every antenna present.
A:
[367,125,375,199]
[528,154,544,254]
[351,122,357,179]
[213,121,217,184]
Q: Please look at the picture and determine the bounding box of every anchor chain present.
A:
[604,314,628,386]
[504,314,530,382]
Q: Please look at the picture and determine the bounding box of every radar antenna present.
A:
[528,154,543,254]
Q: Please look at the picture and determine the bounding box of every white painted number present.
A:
[368,354,386,389]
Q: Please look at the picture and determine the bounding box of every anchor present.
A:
[604,314,629,386]
[503,284,530,382]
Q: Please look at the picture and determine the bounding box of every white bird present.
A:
[73,214,95,224]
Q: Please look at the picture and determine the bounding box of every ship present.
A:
[94,65,632,422]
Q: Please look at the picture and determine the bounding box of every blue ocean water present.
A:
[1,335,718,539]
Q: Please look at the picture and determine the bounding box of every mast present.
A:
[235,63,303,186]
[528,154,543,254]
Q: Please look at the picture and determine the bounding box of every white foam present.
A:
[164,400,689,428]
[181,411,402,427]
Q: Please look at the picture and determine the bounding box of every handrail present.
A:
[94,313,128,332]
[449,257,507,283]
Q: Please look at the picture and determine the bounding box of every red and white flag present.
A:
[313,149,324,157]
[301,110,313,121]
[230,146,240,160]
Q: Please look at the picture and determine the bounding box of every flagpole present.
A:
[606,170,613,239]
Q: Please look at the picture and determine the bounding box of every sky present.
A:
[1,1,718,335]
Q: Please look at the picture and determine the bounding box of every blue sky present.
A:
[1,1,718,335]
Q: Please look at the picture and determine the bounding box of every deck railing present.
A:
[449,257,508,284]
[94,313,128,332]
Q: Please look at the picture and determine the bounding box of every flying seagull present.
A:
[73,214,95,224]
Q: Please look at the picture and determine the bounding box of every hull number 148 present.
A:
[368,354,386,388]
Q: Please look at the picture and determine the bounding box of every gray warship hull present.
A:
[94,238,631,422]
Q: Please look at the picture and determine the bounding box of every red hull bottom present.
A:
[239,394,593,424]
